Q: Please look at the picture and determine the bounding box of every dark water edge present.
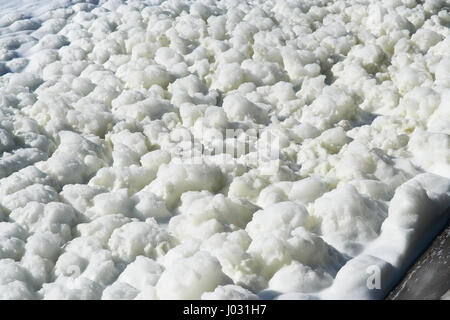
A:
[387,215,450,300]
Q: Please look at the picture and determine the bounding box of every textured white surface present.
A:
[0,0,449,300]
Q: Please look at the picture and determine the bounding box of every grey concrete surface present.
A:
[387,220,450,300]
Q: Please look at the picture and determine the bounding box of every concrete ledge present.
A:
[387,218,450,300]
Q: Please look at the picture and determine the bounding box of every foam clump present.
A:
[0,0,449,300]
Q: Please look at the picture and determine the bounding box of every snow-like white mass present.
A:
[0,0,449,300]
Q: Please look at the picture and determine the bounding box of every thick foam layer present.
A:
[0,0,449,300]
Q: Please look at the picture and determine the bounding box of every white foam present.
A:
[0,0,449,300]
